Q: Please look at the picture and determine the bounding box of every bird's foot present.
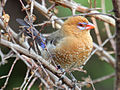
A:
[56,66,78,89]
[56,65,66,82]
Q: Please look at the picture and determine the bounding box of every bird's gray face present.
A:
[77,22,95,30]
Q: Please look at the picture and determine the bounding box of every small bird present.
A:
[16,16,95,70]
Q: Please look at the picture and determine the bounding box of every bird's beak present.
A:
[86,22,95,30]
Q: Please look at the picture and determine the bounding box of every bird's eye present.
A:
[78,23,84,27]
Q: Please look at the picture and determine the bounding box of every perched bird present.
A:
[16,16,95,70]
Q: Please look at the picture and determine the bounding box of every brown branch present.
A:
[80,73,115,87]
[91,17,102,45]
[1,58,18,89]
[112,0,120,89]
[11,48,51,89]
[93,73,115,84]
[49,0,115,26]
[0,38,80,89]
[0,15,77,89]
[20,69,30,89]
[0,0,8,16]
[23,68,39,89]
[101,0,116,51]
[27,77,38,90]
[93,42,115,67]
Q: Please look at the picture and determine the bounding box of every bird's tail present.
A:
[16,18,46,49]
[16,18,29,26]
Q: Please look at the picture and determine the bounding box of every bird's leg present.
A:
[58,71,66,82]
[56,66,77,86]
[56,65,66,82]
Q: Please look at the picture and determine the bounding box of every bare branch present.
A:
[93,42,115,67]
[1,58,18,89]
[91,17,102,45]
[93,73,115,84]
[27,77,38,90]
[20,69,30,89]
[101,0,116,51]
[112,0,120,89]
[80,73,115,87]
[49,0,115,26]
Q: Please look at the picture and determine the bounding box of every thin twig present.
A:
[20,69,30,90]
[94,0,96,8]
[4,50,14,60]
[91,17,102,45]
[27,77,38,90]
[0,48,6,65]
[0,0,8,16]
[11,47,51,89]
[93,42,115,67]
[30,0,34,20]
[80,73,115,87]
[90,0,102,46]
[0,75,8,79]
[1,58,18,89]
[23,68,38,90]
[93,73,115,84]
[19,0,30,21]
[88,76,96,90]
[49,0,115,26]
[101,0,116,51]
[41,0,45,6]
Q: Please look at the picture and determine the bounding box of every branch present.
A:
[101,0,115,51]
[80,73,115,87]
[93,42,115,67]
[112,0,120,89]
[1,58,18,89]
[0,38,80,89]
[49,0,115,26]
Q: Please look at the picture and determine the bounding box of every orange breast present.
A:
[53,36,93,69]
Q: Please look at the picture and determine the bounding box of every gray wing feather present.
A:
[41,30,64,59]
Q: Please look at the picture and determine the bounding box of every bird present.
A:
[16,16,95,70]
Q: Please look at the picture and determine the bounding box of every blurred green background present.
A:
[0,0,115,90]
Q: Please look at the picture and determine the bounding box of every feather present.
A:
[16,18,46,49]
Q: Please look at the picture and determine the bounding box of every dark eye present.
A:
[78,23,84,27]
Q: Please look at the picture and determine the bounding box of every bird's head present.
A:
[62,16,95,36]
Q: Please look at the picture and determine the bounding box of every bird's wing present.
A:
[45,30,64,47]
[41,30,64,59]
